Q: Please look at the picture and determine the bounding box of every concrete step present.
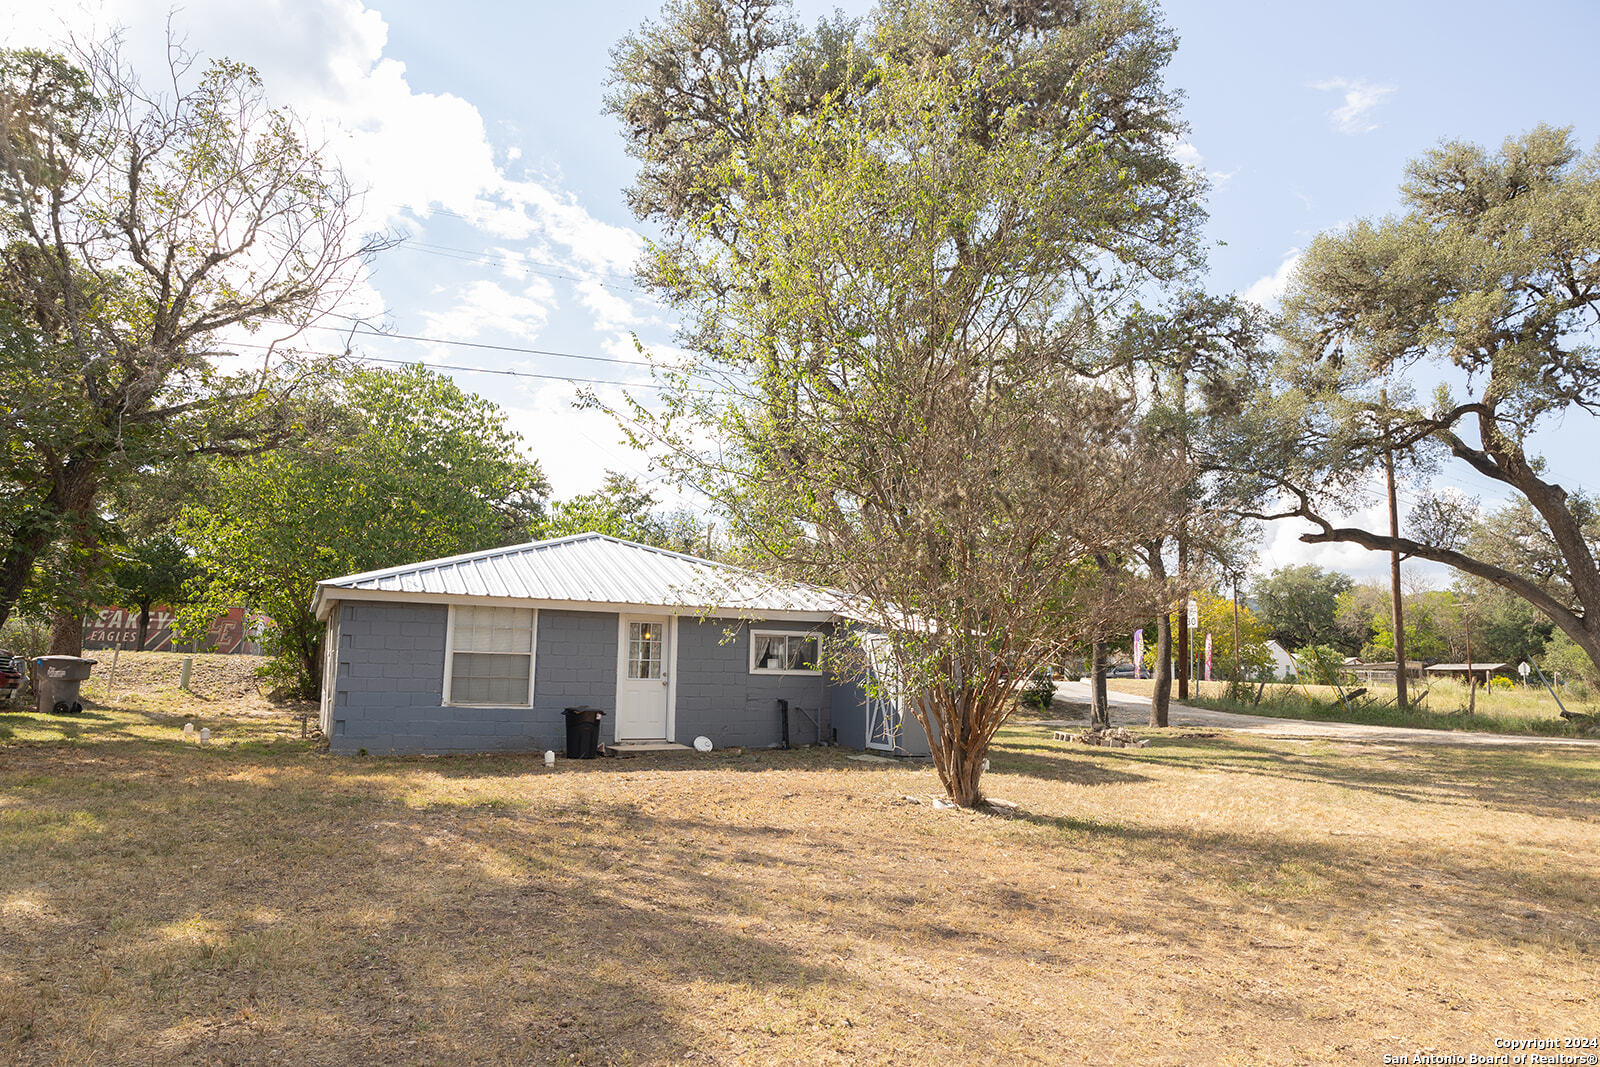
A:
[606,741,690,753]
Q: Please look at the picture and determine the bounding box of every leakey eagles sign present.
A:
[82,606,264,654]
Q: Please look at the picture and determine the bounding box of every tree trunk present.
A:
[302,626,323,700]
[1151,613,1172,727]
[0,459,103,631]
[48,609,84,656]
[921,687,987,808]
[943,747,985,808]
[1146,540,1171,727]
[1089,640,1109,728]
[137,603,152,651]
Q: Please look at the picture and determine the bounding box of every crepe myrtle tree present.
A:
[0,37,389,641]
[1233,126,1600,682]
[608,0,1201,805]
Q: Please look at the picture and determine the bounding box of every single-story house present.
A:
[311,533,930,758]
[1343,659,1428,685]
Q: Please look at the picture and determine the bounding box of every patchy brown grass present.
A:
[1,680,1597,1065]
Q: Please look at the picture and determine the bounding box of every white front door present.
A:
[616,614,672,741]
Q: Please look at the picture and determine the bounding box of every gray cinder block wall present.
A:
[329,603,618,755]
[327,603,853,756]
[673,618,830,749]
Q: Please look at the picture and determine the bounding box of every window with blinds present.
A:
[446,606,535,706]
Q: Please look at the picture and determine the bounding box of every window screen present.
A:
[449,606,534,705]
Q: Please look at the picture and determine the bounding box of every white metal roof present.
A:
[312,533,843,620]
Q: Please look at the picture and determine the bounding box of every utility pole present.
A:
[1382,390,1409,713]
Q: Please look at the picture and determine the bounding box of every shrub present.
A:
[0,614,50,660]
[1292,644,1347,687]
[1018,671,1056,710]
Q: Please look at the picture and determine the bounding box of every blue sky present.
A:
[10,0,1598,584]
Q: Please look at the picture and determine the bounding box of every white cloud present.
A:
[1254,485,1452,587]
[420,278,555,344]
[1172,142,1204,169]
[1169,141,1235,191]
[1244,248,1302,310]
[1312,77,1395,135]
[0,1,696,499]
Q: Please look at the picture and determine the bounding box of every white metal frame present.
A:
[614,613,677,742]
[861,633,899,752]
[319,605,341,736]
[748,629,825,676]
[441,604,538,708]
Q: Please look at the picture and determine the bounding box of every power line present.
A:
[295,321,673,372]
[224,340,711,394]
[395,241,651,297]
[409,207,649,288]
[286,314,749,388]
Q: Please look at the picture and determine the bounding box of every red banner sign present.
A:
[82,606,264,654]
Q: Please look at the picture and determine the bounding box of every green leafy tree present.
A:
[1334,581,1388,655]
[1253,564,1354,653]
[0,38,387,644]
[180,366,549,696]
[1241,126,1600,682]
[1109,292,1269,724]
[111,534,199,651]
[538,472,709,554]
[1194,589,1273,679]
[608,0,1202,806]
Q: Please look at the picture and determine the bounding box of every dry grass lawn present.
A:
[2,655,1597,1064]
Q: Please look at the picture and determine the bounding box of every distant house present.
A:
[1344,660,1428,686]
[1423,662,1516,685]
[1266,641,1295,681]
[311,534,930,758]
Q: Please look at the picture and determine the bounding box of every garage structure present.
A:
[311,533,930,757]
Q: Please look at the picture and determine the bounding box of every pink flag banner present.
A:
[1132,629,1144,679]
[1204,633,1213,681]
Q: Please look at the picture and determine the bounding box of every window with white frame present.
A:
[749,630,822,675]
[446,606,535,706]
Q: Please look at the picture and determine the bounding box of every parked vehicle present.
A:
[0,652,24,707]
[1107,663,1139,678]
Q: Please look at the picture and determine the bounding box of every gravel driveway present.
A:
[1049,678,1600,748]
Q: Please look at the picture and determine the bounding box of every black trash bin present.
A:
[562,706,605,759]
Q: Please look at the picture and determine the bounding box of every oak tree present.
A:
[0,38,386,640]
[1245,127,1600,680]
